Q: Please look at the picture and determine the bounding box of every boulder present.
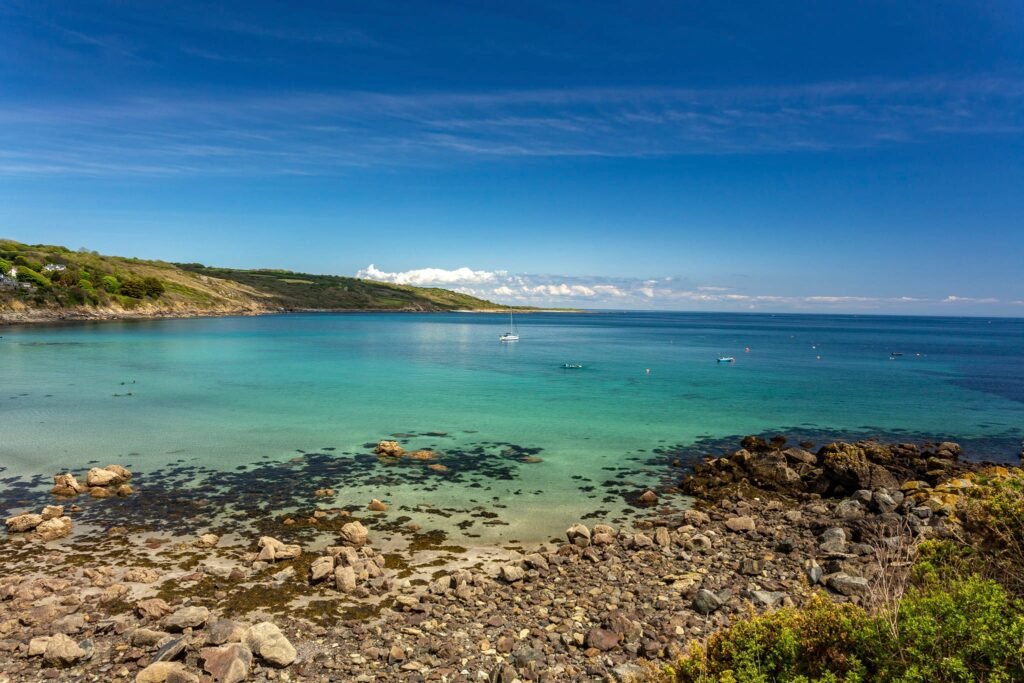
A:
[339,521,368,547]
[692,589,722,615]
[725,516,755,533]
[243,622,296,667]
[310,556,334,583]
[163,606,210,632]
[566,523,591,548]
[367,499,389,512]
[201,643,253,683]
[136,598,173,620]
[5,513,43,533]
[374,440,405,457]
[52,473,87,496]
[827,573,869,597]
[334,565,357,592]
[105,464,133,481]
[257,536,301,562]
[36,516,72,541]
[638,489,658,505]
[195,534,219,548]
[41,505,65,520]
[500,565,525,583]
[43,633,91,666]
[819,443,899,493]
[86,467,121,487]
[585,627,620,651]
[136,662,187,683]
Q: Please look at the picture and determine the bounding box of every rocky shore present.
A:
[0,436,1013,682]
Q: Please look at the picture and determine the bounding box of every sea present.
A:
[2,311,1022,544]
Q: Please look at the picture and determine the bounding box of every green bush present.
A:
[142,276,165,298]
[101,275,120,293]
[14,255,43,271]
[15,266,51,289]
[0,257,10,273]
[660,578,1024,683]
[961,468,1024,595]
[119,278,146,298]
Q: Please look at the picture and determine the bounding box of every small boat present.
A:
[890,352,904,358]
[562,363,583,369]
[717,356,735,363]
[499,310,519,342]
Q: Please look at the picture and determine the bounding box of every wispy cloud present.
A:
[3,76,1024,176]
[356,264,1009,311]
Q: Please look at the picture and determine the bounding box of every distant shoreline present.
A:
[0,305,580,327]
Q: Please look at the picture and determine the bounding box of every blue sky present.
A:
[2,1,1023,313]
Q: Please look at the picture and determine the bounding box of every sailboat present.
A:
[499,310,519,342]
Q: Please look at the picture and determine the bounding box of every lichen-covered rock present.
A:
[52,473,87,496]
[5,513,43,533]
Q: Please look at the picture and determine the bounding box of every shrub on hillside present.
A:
[961,468,1024,594]
[15,267,51,289]
[0,257,11,273]
[656,577,1024,683]
[142,276,165,298]
[119,278,146,298]
[101,275,120,293]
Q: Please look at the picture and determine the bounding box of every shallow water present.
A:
[2,311,1022,542]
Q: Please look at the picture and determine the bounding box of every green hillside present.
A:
[0,239,524,319]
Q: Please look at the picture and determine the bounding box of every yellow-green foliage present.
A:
[658,578,1024,683]
[962,468,1024,594]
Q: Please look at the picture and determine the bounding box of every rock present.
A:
[500,565,525,583]
[243,622,296,667]
[195,534,219,548]
[692,589,723,615]
[136,662,187,683]
[408,449,436,460]
[105,464,133,481]
[725,516,755,532]
[805,559,824,585]
[367,499,389,512]
[654,526,672,547]
[40,505,65,520]
[207,620,246,646]
[131,629,170,647]
[827,573,869,597]
[28,636,50,657]
[5,513,43,533]
[52,473,87,496]
[310,556,334,583]
[256,536,301,562]
[819,443,899,493]
[566,523,591,547]
[427,463,449,472]
[782,448,818,465]
[90,486,113,498]
[872,491,899,513]
[683,509,711,526]
[166,670,200,683]
[36,516,72,541]
[687,534,713,552]
[339,521,368,547]
[163,606,210,632]
[43,633,90,666]
[136,598,174,620]
[201,643,253,683]
[820,527,847,544]
[638,489,658,505]
[86,467,121,487]
[334,565,357,592]
[523,553,549,571]
[834,499,864,519]
[585,627,620,651]
[374,440,405,457]
[749,590,786,608]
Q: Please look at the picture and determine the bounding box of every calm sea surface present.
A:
[2,312,1022,542]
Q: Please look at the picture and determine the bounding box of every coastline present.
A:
[0,305,577,327]
[1,434,1015,682]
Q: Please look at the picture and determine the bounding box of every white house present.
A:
[42,263,66,272]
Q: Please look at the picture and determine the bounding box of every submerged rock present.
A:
[374,440,405,457]
[36,516,72,541]
[367,499,389,512]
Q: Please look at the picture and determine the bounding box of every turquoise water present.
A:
[2,312,1022,542]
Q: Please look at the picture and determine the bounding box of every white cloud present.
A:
[356,263,502,286]
[356,263,1013,312]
